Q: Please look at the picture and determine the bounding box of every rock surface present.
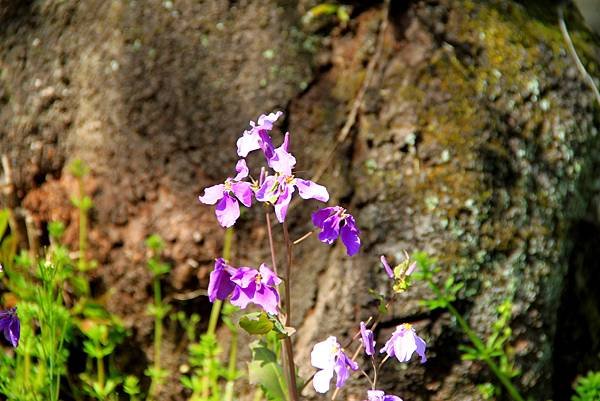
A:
[1,1,599,400]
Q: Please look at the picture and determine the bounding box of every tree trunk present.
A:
[1,1,598,400]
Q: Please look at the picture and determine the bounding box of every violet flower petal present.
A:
[259,264,282,286]
[295,179,329,202]
[198,184,225,205]
[234,159,249,181]
[274,183,294,223]
[215,193,240,228]
[253,286,280,315]
[255,175,278,203]
[207,258,237,302]
[318,213,342,244]
[312,207,335,227]
[380,256,395,279]
[340,216,361,256]
[269,132,296,175]
[231,181,253,208]
[360,321,375,356]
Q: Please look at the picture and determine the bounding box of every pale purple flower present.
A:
[360,321,375,356]
[365,390,403,401]
[198,159,253,228]
[380,323,427,363]
[0,308,20,348]
[207,258,238,302]
[267,132,296,176]
[310,336,358,393]
[380,255,394,279]
[236,111,283,158]
[256,174,329,223]
[230,264,282,315]
[312,206,361,256]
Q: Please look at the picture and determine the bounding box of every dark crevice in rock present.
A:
[552,219,600,399]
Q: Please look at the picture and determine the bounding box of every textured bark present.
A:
[0,1,599,400]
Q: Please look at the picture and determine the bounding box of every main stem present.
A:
[149,276,163,400]
[265,213,298,401]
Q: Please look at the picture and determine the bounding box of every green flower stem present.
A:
[97,352,105,392]
[76,175,88,271]
[429,283,525,401]
[148,276,163,400]
[223,327,238,401]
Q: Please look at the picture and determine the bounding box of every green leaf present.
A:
[239,312,274,335]
[0,209,9,239]
[248,341,288,401]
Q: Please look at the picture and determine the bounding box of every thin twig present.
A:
[293,230,314,245]
[558,5,600,106]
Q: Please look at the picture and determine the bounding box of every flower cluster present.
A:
[198,111,361,256]
[198,112,426,400]
[208,258,281,315]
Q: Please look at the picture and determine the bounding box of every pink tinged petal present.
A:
[393,330,417,363]
[274,183,294,223]
[230,285,255,309]
[380,333,398,358]
[311,336,338,370]
[234,159,249,180]
[334,351,358,388]
[384,396,403,401]
[230,267,258,288]
[215,193,240,228]
[406,261,417,276]
[313,369,334,394]
[256,175,278,203]
[269,146,296,175]
[231,181,253,207]
[253,286,280,315]
[259,264,282,286]
[340,217,361,256]
[198,184,225,205]
[381,256,394,279]
[237,131,261,157]
[312,207,335,227]
[257,111,283,129]
[295,179,329,202]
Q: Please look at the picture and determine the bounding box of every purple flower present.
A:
[267,132,296,176]
[198,159,254,227]
[237,111,283,158]
[0,308,20,348]
[207,258,238,302]
[310,336,358,393]
[360,321,375,356]
[312,206,361,256]
[230,264,282,315]
[365,390,403,401]
[256,174,329,223]
[380,323,427,363]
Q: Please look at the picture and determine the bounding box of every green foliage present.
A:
[302,3,350,26]
[414,251,525,401]
[572,371,600,401]
[240,312,274,335]
[68,158,90,178]
[248,341,288,401]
